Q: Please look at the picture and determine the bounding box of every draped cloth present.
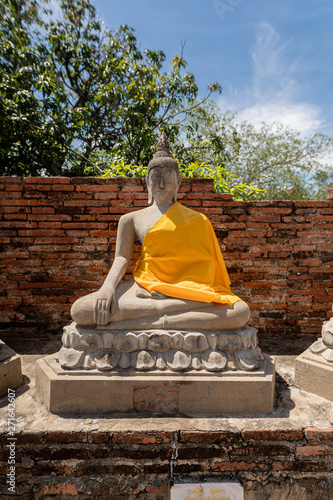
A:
[133,202,241,305]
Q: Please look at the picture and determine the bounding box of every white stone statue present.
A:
[58,134,263,372]
[71,133,250,330]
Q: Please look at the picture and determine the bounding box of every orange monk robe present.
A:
[133,202,241,305]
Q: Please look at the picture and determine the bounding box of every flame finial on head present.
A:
[156,132,171,153]
[147,132,179,174]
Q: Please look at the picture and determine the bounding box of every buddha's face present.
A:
[147,166,182,204]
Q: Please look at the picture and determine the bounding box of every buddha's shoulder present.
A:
[174,202,209,223]
[118,206,151,224]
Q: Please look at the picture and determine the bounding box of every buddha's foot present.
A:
[57,322,264,372]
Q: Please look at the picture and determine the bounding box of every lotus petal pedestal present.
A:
[36,322,276,415]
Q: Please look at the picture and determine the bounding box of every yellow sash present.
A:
[133,202,240,305]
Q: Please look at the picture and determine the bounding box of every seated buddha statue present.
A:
[70,133,250,331]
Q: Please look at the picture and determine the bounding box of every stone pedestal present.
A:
[295,315,333,401]
[295,348,333,401]
[0,340,23,397]
[36,322,275,415]
[36,353,275,415]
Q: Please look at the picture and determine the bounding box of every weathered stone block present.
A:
[183,333,208,353]
[114,333,139,353]
[147,333,173,352]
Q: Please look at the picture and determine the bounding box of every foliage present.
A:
[0,0,221,176]
[0,0,51,175]
[102,160,265,201]
[178,102,333,200]
[2,0,331,200]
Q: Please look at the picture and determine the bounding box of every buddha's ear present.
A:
[146,175,153,205]
[173,174,182,203]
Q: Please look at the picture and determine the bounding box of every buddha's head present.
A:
[146,133,182,204]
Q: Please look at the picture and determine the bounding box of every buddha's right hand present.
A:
[93,288,116,326]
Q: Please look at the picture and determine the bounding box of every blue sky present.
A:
[53,0,333,136]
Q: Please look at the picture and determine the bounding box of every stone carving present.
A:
[58,322,263,371]
[310,313,333,362]
[57,133,264,374]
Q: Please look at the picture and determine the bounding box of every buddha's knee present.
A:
[71,294,95,326]
[232,300,250,327]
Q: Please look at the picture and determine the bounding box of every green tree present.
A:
[0,0,221,176]
[0,0,51,175]
[177,102,333,200]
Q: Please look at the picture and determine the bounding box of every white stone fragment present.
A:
[132,351,156,370]
[118,353,131,369]
[166,350,191,371]
[310,339,327,354]
[172,333,184,349]
[138,333,149,349]
[147,333,173,352]
[322,348,333,363]
[322,323,333,348]
[234,348,263,370]
[156,353,167,370]
[207,333,218,350]
[95,350,120,370]
[113,333,139,352]
[103,333,115,349]
[218,333,242,352]
[183,333,208,353]
[201,350,227,371]
[76,333,104,352]
[83,353,95,369]
[239,326,258,349]
[191,354,202,370]
[57,347,85,369]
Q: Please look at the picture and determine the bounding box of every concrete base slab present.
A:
[0,341,23,397]
[36,353,275,415]
[295,347,333,401]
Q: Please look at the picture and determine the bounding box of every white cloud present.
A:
[218,23,325,135]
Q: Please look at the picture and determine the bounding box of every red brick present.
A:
[180,431,239,443]
[210,461,268,471]
[52,184,74,191]
[16,433,43,444]
[248,207,292,214]
[112,431,174,444]
[146,485,168,493]
[272,460,331,472]
[25,184,52,191]
[305,427,333,441]
[25,177,70,184]
[1,177,24,183]
[3,183,23,191]
[241,429,304,441]
[75,184,119,192]
[43,484,78,495]
[296,445,333,457]
[45,431,86,443]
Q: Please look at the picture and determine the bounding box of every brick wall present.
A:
[1,177,333,351]
[1,428,333,498]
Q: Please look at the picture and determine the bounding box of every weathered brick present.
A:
[305,427,333,441]
[112,432,174,444]
[210,461,268,471]
[45,431,86,443]
[296,445,333,457]
[241,429,304,441]
[43,484,78,495]
[180,431,239,443]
